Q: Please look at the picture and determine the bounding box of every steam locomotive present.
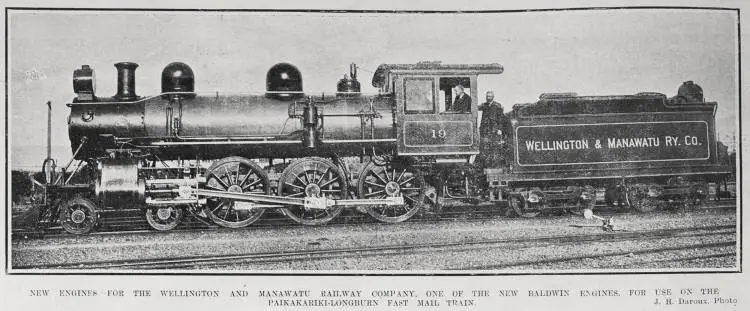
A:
[31,60,731,234]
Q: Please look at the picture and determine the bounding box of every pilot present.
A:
[448,84,471,113]
[478,90,507,166]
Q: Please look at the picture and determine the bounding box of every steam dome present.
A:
[266,62,303,100]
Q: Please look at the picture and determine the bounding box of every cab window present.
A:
[403,78,435,114]
[439,77,471,114]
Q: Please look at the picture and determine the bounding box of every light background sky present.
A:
[8,9,739,169]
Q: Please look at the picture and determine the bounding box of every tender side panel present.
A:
[501,104,729,182]
[515,121,710,166]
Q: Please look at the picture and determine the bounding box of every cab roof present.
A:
[371,61,503,88]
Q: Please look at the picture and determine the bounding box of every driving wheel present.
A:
[357,160,425,223]
[278,157,347,225]
[204,157,269,228]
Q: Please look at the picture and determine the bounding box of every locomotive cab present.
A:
[372,61,503,161]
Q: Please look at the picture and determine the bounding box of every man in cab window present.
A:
[448,84,471,113]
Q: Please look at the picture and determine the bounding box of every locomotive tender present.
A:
[32,60,730,234]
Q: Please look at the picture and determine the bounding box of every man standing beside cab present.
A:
[479,90,508,166]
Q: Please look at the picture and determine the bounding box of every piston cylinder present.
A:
[95,159,145,208]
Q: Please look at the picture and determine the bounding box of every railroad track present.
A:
[16,224,735,270]
[11,200,738,239]
[471,241,736,270]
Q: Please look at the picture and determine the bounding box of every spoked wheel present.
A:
[632,197,660,213]
[204,157,269,228]
[145,206,185,231]
[357,160,425,223]
[59,196,99,235]
[581,185,597,211]
[628,186,660,213]
[278,157,347,225]
[687,182,709,210]
[628,185,663,213]
[509,195,540,218]
[565,186,589,216]
[671,198,693,211]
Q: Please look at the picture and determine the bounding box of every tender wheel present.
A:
[204,157,269,228]
[582,185,597,210]
[145,207,185,231]
[278,157,347,225]
[509,195,540,218]
[567,185,594,215]
[688,182,709,209]
[59,196,99,235]
[628,186,660,212]
[357,160,425,223]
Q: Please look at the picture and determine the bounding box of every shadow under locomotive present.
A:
[23,60,733,235]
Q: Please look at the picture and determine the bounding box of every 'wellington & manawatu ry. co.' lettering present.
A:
[524,135,701,152]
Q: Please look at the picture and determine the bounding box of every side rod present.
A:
[192,189,404,209]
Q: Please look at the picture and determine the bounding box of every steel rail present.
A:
[603,252,737,269]
[11,201,738,239]
[472,241,736,270]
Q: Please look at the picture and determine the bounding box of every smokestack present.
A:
[114,62,138,100]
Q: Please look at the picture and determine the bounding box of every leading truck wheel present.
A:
[204,157,269,228]
[145,207,185,231]
[59,197,99,235]
[357,160,425,223]
[278,157,347,225]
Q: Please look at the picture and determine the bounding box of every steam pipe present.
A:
[46,101,51,160]
[54,137,87,184]
[302,97,319,149]
[64,160,83,184]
